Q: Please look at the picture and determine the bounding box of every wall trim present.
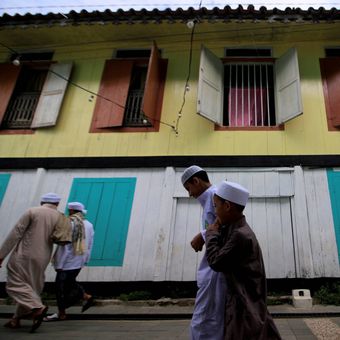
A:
[1,155,340,169]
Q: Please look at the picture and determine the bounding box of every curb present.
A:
[1,311,340,321]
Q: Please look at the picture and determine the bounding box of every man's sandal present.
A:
[81,296,95,313]
[3,318,21,329]
[30,306,48,333]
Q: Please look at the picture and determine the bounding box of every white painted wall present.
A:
[0,166,338,283]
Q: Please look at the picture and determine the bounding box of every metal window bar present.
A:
[254,64,257,126]
[248,65,251,126]
[235,65,238,126]
[241,65,244,127]
[227,62,273,127]
[228,64,232,126]
[124,89,145,126]
[266,64,271,126]
[260,65,263,126]
[2,93,39,128]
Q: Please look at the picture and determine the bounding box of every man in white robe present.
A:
[0,193,63,332]
[182,166,227,340]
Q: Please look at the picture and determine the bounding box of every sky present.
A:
[0,0,339,16]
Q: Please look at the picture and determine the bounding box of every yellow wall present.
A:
[0,22,340,157]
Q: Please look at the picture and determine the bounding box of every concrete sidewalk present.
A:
[0,299,340,319]
[0,301,340,339]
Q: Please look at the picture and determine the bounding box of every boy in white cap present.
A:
[45,202,94,321]
[181,166,226,340]
[0,193,63,332]
[206,181,281,339]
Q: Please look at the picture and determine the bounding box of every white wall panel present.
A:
[0,166,339,284]
[166,198,203,281]
[303,169,340,277]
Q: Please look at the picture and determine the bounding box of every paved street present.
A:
[1,302,340,339]
[1,317,340,339]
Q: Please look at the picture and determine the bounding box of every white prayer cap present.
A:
[216,181,249,206]
[40,192,61,203]
[68,202,85,211]
[181,165,204,185]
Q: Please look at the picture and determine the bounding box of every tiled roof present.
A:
[1,1,340,14]
[0,5,340,26]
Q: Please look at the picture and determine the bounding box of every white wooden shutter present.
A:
[31,62,73,128]
[275,48,303,124]
[197,46,224,125]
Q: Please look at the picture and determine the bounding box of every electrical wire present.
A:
[0,41,176,131]
[173,0,202,135]
[47,69,123,109]
[0,41,18,55]
[0,16,338,133]
[174,21,196,135]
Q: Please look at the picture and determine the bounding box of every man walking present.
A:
[45,201,94,321]
[181,166,227,340]
[0,193,65,332]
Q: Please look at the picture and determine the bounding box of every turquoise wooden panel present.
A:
[0,174,11,207]
[91,182,116,260]
[327,169,340,263]
[102,182,135,264]
[67,177,136,266]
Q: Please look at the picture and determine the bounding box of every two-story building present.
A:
[0,1,339,292]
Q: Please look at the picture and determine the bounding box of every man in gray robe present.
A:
[0,192,64,333]
[206,181,281,339]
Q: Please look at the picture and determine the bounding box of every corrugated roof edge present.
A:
[0,5,339,24]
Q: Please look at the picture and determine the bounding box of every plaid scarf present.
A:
[70,212,86,255]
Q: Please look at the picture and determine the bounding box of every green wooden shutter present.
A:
[327,169,340,263]
[31,62,73,128]
[197,45,224,125]
[67,177,136,266]
[0,174,11,206]
[275,48,303,124]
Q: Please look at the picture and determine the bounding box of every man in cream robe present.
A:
[0,193,64,332]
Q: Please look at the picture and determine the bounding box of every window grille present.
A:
[224,62,275,127]
[2,93,40,128]
[123,89,147,126]
[2,66,47,129]
[123,65,150,127]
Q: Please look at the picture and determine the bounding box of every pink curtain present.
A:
[228,88,267,127]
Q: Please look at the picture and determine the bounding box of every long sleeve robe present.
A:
[53,219,94,270]
[0,204,61,318]
[190,186,227,340]
[206,216,281,340]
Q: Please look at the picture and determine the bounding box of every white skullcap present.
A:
[41,192,61,203]
[68,202,85,211]
[181,165,204,185]
[216,181,249,206]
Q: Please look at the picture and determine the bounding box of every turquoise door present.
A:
[67,177,136,266]
[0,174,11,207]
[327,169,340,263]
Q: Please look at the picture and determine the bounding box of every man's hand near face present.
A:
[190,232,205,252]
[207,218,221,232]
